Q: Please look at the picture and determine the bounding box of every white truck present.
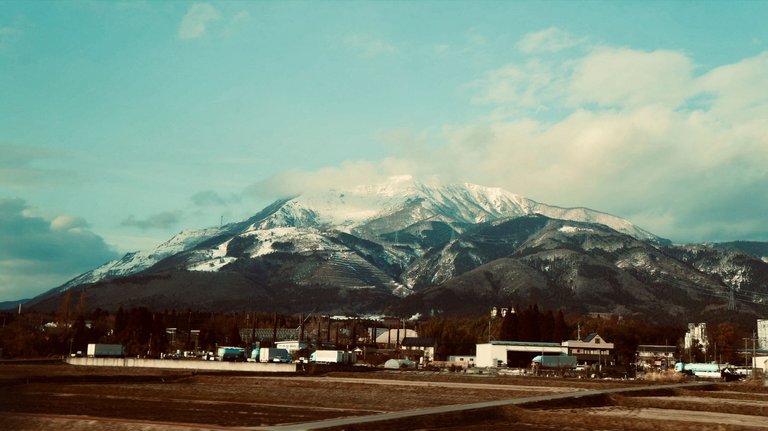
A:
[259,347,291,363]
[310,350,356,364]
[86,343,124,358]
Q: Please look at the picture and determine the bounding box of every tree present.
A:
[499,309,518,341]
[553,310,567,342]
[709,322,740,364]
[518,304,541,341]
[227,320,243,346]
[540,309,555,342]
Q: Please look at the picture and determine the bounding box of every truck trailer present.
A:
[259,347,291,363]
[531,355,577,369]
[216,346,246,362]
[310,350,355,364]
[86,343,124,358]
[674,362,726,378]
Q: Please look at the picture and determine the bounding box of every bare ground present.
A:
[1,362,766,430]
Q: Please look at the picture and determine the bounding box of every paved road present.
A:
[251,381,713,431]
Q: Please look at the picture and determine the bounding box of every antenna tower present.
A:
[728,287,736,311]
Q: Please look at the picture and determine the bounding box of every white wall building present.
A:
[562,333,615,366]
[475,341,565,368]
[757,319,768,349]
[275,340,307,354]
[684,322,709,353]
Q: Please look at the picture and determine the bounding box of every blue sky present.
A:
[1,0,768,301]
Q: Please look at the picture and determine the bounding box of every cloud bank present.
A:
[0,199,119,301]
[246,31,768,243]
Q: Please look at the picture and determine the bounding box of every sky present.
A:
[1,0,768,302]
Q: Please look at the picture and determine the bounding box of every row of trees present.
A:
[0,300,757,366]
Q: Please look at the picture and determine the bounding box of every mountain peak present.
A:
[50,177,662,297]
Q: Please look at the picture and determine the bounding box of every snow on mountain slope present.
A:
[56,176,662,292]
[250,176,658,241]
[58,226,230,290]
[530,204,658,242]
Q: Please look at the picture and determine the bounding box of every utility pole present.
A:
[744,337,751,367]
[753,333,757,371]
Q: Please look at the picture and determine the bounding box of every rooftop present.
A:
[488,340,562,347]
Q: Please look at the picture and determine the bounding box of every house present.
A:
[562,333,614,367]
[636,344,676,371]
[401,337,436,364]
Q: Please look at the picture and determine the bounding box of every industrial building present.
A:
[476,340,564,368]
[475,333,614,368]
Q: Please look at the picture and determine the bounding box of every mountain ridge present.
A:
[25,177,768,322]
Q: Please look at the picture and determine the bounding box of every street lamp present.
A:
[489,307,497,343]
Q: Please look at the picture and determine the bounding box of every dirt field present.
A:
[0,362,766,430]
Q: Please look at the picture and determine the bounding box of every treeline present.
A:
[0,299,755,365]
[0,304,382,358]
[0,305,293,358]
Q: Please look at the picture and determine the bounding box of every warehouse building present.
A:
[475,333,614,368]
[475,341,566,368]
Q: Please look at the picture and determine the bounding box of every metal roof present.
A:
[488,340,561,347]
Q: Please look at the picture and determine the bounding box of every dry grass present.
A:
[641,370,687,383]
[2,363,766,430]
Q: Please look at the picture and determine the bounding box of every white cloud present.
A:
[222,10,251,38]
[471,59,562,108]
[50,215,89,231]
[452,45,768,241]
[244,159,417,201]
[178,2,221,40]
[517,27,588,53]
[473,46,701,114]
[345,34,399,57]
[250,46,768,243]
[695,51,768,122]
[569,47,695,108]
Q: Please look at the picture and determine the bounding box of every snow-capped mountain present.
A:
[28,176,768,321]
[249,175,659,242]
[60,176,660,290]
